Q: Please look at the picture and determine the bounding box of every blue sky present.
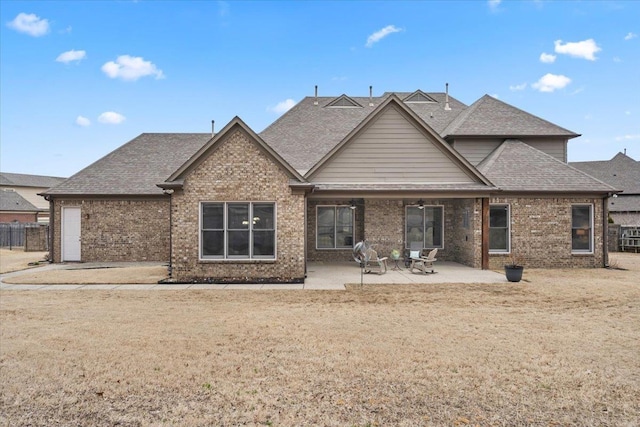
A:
[1,0,638,178]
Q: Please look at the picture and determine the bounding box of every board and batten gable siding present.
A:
[310,106,477,183]
[452,138,568,166]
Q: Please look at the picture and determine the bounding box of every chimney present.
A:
[369,85,374,106]
[211,120,215,136]
[444,83,451,111]
[314,85,318,105]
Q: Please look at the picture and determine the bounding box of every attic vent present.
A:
[403,90,437,103]
[326,95,362,108]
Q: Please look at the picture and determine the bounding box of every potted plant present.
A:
[504,253,524,282]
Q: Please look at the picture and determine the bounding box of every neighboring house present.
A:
[570,153,640,227]
[0,172,66,223]
[41,89,617,282]
[0,189,40,223]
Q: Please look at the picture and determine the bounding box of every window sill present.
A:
[198,259,277,263]
[315,248,353,251]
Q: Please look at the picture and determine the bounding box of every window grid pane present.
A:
[489,205,509,252]
[317,206,353,249]
[572,205,592,252]
[406,206,443,249]
[201,202,275,259]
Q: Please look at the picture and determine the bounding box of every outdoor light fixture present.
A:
[349,199,357,210]
[417,199,425,209]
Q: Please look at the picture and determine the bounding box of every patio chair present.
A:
[404,241,423,267]
[364,248,388,275]
[410,248,438,274]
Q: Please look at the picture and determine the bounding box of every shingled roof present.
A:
[442,95,580,138]
[477,140,616,193]
[259,92,466,174]
[43,133,212,195]
[570,152,640,194]
[0,172,66,188]
[0,189,40,212]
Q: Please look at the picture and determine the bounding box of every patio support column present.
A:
[481,198,489,270]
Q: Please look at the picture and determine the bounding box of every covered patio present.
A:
[305,260,507,288]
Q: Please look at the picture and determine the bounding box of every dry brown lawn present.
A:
[1,254,639,426]
[0,248,48,274]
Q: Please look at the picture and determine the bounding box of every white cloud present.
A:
[489,94,500,99]
[268,99,296,114]
[532,73,571,92]
[625,111,631,115]
[488,0,502,11]
[554,39,601,61]
[75,116,91,127]
[539,52,556,63]
[101,55,165,81]
[7,12,50,37]
[56,49,86,64]
[98,112,126,124]
[615,134,640,141]
[613,56,622,63]
[365,25,402,48]
[624,32,637,41]
[509,82,527,91]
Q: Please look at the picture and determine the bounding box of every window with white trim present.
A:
[316,206,354,249]
[571,204,593,253]
[201,202,275,259]
[489,204,510,253]
[405,206,444,249]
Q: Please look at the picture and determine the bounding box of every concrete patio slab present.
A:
[1,259,506,290]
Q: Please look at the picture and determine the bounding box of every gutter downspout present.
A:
[44,195,54,262]
[603,195,609,268]
[169,193,173,279]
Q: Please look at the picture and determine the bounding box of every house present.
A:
[41,88,617,282]
[1,172,66,223]
[0,189,40,223]
[570,152,640,227]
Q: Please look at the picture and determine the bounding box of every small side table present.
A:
[390,252,402,270]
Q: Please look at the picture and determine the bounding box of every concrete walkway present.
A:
[0,260,507,291]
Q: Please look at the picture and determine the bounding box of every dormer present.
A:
[325,94,363,108]
[403,90,437,103]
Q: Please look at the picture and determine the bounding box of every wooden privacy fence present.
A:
[0,223,49,251]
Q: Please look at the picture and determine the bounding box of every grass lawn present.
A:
[1,254,639,426]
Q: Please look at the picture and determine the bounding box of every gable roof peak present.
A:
[443,94,579,138]
[164,116,306,187]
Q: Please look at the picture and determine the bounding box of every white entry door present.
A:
[62,207,81,261]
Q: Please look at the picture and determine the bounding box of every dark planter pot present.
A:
[505,265,524,282]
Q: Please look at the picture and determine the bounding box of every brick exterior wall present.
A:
[363,199,404,260]
[448,199,482,268]
[488,196,606,269]
[0,212,38,223]
[170,128,306,283]
[51,198,170,263]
